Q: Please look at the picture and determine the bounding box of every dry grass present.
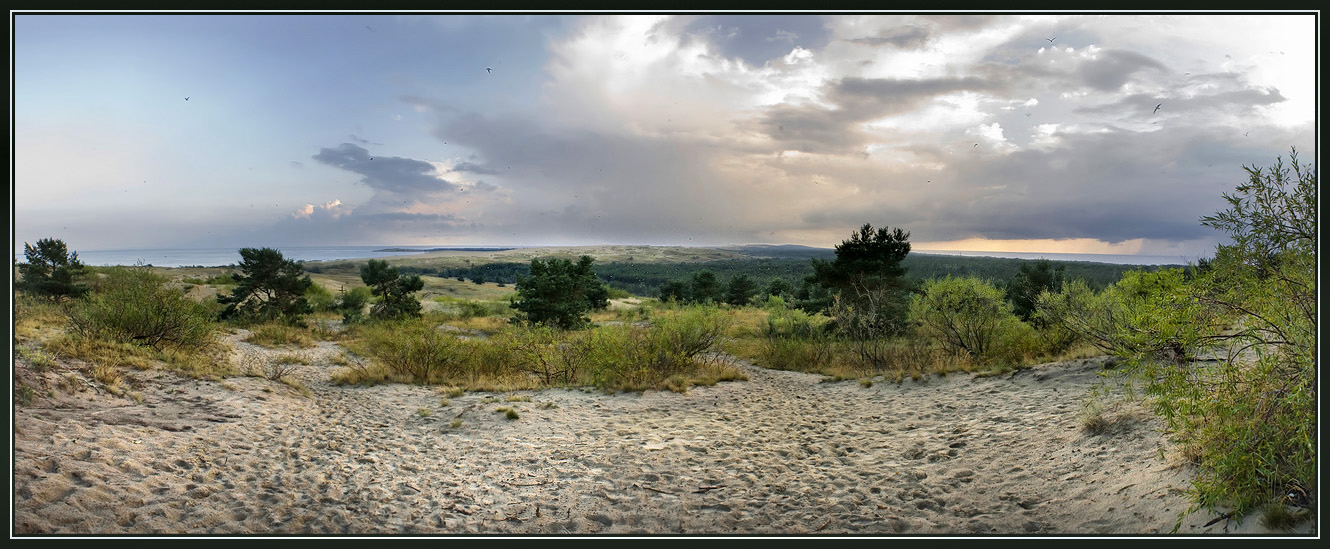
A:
[244,323,317,348]
[12,296,68,345]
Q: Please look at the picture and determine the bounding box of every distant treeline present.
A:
[307,254,1180,298]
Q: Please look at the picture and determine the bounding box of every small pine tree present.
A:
[217,247,313,323]
[16,238,88,301]
[1006,259,1066,322]
[510,255,609,329]
[689,270,722,304]
[725,274,757,306]
[659,279,690,302]
[360,259,424,320]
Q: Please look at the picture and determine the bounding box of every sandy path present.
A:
[11,333,1314,536]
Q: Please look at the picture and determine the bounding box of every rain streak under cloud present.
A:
[12,12,1318,258]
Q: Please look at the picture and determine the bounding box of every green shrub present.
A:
[1091,150,1317,529]
[337,286,373,323]
[306,283,339,312]
[908,275,1023,360]
[66,265,217,351]
[358,319,468,383]
[501,323,588,385]
[205,273,237,286]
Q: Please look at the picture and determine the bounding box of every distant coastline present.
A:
[372,247,517,253]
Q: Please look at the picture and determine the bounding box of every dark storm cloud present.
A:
[758,103,871,155]
[798,127,1243,245]
[758,76,998,154]
[1076,49,1168,91]
[413,105,776,243]
[830,76,999,113]
[682,14,831,66]
[846,25,931,49]
[311,143,458,195]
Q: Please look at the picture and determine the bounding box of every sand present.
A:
[10,331,1317,537]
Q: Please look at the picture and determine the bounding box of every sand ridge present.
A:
[10,331,1315,536]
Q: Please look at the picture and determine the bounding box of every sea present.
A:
[11,246,475,269]
[911,250,1201,266]
[13,245,1202,269]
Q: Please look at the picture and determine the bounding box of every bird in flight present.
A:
[1046,37,1056,43]
[1153,103,1162,114]
[973,143,979,148]
[486,67,493,73]
[184,97,190,101]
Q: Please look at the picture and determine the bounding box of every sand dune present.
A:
[11,332,1315,536]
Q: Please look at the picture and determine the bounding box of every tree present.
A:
[510,255,610,329]
[689,270,722,304]
[360,259,424,320]
[1005,259,1066,322]
[658,279,690,303]
[16,238,88,301]
[724,274,757,306]
[811,223,911,293]
[764,278,793,300]
[217,247,313,322]
[809,223,912,335]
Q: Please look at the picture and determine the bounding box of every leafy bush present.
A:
[907,276,1022,360]
[501,323,589,385]
[306,283,338,312]
[66,265,217,351]
[337,286,373,323]
[1120,150,1317,527]
[357,319,468,384]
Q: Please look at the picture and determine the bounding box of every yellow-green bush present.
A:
[355,319,470,384]
[907,275,1024,361]
[66,265,218,351]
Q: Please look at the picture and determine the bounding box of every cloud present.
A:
[1075,49,1168,91]
[451,161,501,175]
[681,14,832,67]
[757,75,999,154]
[291,199,345,219]
[846,24,931,49]
[311,143,459,196]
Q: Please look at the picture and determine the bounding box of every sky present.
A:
[11,11,1319,260]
